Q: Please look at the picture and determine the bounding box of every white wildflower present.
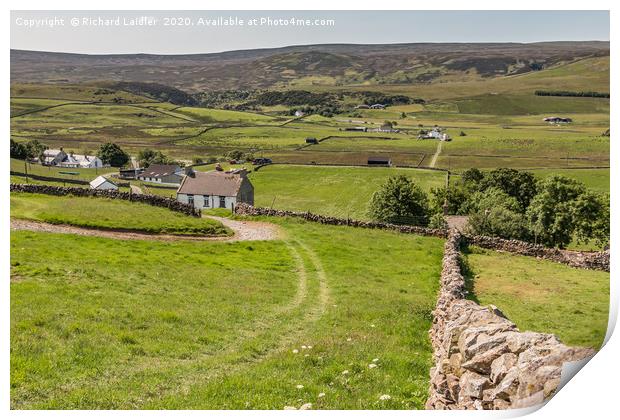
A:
[299,403,312,410]
[346,338,352,342]
[283,406,297,410]
[304,354,310,357]
[342,370,349,375]
[379,394,391,401]
[292,349,299,354]
[301,345,307,349]
[296,384,304,389]
[372,358,379,363]
[307,345,313,349]
[318,392,326,398]
[368,363,377,369]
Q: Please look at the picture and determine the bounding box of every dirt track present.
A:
[10,216,280,242]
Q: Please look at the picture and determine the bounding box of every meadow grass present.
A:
[10,217,444,409]
[11,159,105,182]
[249,165,446,219]
[10,193,230,236]
[462,246,609,349]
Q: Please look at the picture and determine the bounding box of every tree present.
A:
[192,156,204,165]
[24,140,48,162]
[98,143,129,167]
[480,168,537,211]
[526,176,586,248]
[137,149,173,167]
[10,139,28,159]
[368,175,430,226]
[465,188,530,240]
[226,150,245,161]
[401,112,407,119]
[460,168,485,186]
[572,191,609,248]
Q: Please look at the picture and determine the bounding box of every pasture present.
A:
[249,165,446,219]
[10,216,444,409]
[10,193,230,236]
[463,246,609,349]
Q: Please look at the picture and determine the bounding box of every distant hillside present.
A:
[10,42,609,92]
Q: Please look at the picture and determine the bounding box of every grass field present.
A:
[249,165,446,219]
[463,246,609,349]
[10,193,230,236]
[10,216,444,409]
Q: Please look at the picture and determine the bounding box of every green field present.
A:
[463,246,609,349]
[11,216,444,409]
[249,165,446,219]
[10,193,230,236]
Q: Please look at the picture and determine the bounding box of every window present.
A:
[219,196,226,208]
[203,195,210,208]
[188,195,194,205]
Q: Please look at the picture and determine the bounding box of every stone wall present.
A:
[466,235,609,272]
[235,204,608,271]
[426,230,595,410]
[234,203,448,238]
[10,184,200,217]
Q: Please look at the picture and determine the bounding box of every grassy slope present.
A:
[10,193,230,236]
[463,246,609,349]
[10,217,444,409]
[249,165,446,219]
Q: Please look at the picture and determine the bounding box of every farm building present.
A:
[137,164,184,185]
[294,110,305,117]
[176,168,254,210]
[370,104,386,109]
[41,148,105,168]
[543,116,573,124]
[367,156,392,167]
[305,137,318,144]
[119,167,144,180]
[89,176,118,191]
[344,127,368,132]
[354,104,370,109]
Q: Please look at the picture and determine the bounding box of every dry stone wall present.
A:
[426,230,596,410]
[235,204,608,271]
[10,184,201,217]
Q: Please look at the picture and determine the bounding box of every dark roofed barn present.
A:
[367,156,392,167]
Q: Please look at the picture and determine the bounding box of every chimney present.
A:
[185,166,196,178]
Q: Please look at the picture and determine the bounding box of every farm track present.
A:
[50,237,331,407]
[429,140,443,168]
[10,217,279,242]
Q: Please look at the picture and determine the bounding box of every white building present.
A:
[41,148,105,168]
[176,169,254,210]
[89,176,118,191]
[418,129,451,141]
[136,164,184,185]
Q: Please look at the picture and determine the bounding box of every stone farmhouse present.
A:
[136,164,184,185]
[418,128,451,141]
[89,175,118,191]
[176,168,254,210]
[42,148,105,168]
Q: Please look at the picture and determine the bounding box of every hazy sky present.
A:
[11,10,610,54]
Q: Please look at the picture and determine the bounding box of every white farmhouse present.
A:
[41,148,105,168]
[89,176,118,191]
[176,169,254,210]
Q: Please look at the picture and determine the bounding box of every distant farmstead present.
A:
[543,116,573,124]
[137,164,184,185]
[370,104,386,109]
[176,168,254,210]
[89,176,118,191]
[41,148,105,168]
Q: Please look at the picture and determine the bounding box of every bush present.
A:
[98,143,129,167]
[428,213,448,229]
[368,175,430,226]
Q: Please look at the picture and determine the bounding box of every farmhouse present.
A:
[41,148,105,168]
[176,168,254,210]
[344,126,368,132]
[354,104,370,109]
[367,156,392,167]
[89,175,118,191]
[137,164,184,185]
[370,104,386,109]
[294,110,305,117]
[305,137,318,144]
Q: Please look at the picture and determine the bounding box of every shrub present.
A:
[368,175,430,226]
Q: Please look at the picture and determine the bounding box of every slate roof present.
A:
[139,164,181,178]
[90,175,117,189]
[177,170,246,196]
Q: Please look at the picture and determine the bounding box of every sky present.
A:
[10,10,610,55]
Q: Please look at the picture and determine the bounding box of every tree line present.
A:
[534,90,610,98]
[368,168,609,249]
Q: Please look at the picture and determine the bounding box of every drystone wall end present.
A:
[10,184,201,217]
[426,230,596,410]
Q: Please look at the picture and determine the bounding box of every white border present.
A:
[3,1,617,419]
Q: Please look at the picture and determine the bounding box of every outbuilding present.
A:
[89,175,118,191]
[137,164,184,185]
[367,156,392,167]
